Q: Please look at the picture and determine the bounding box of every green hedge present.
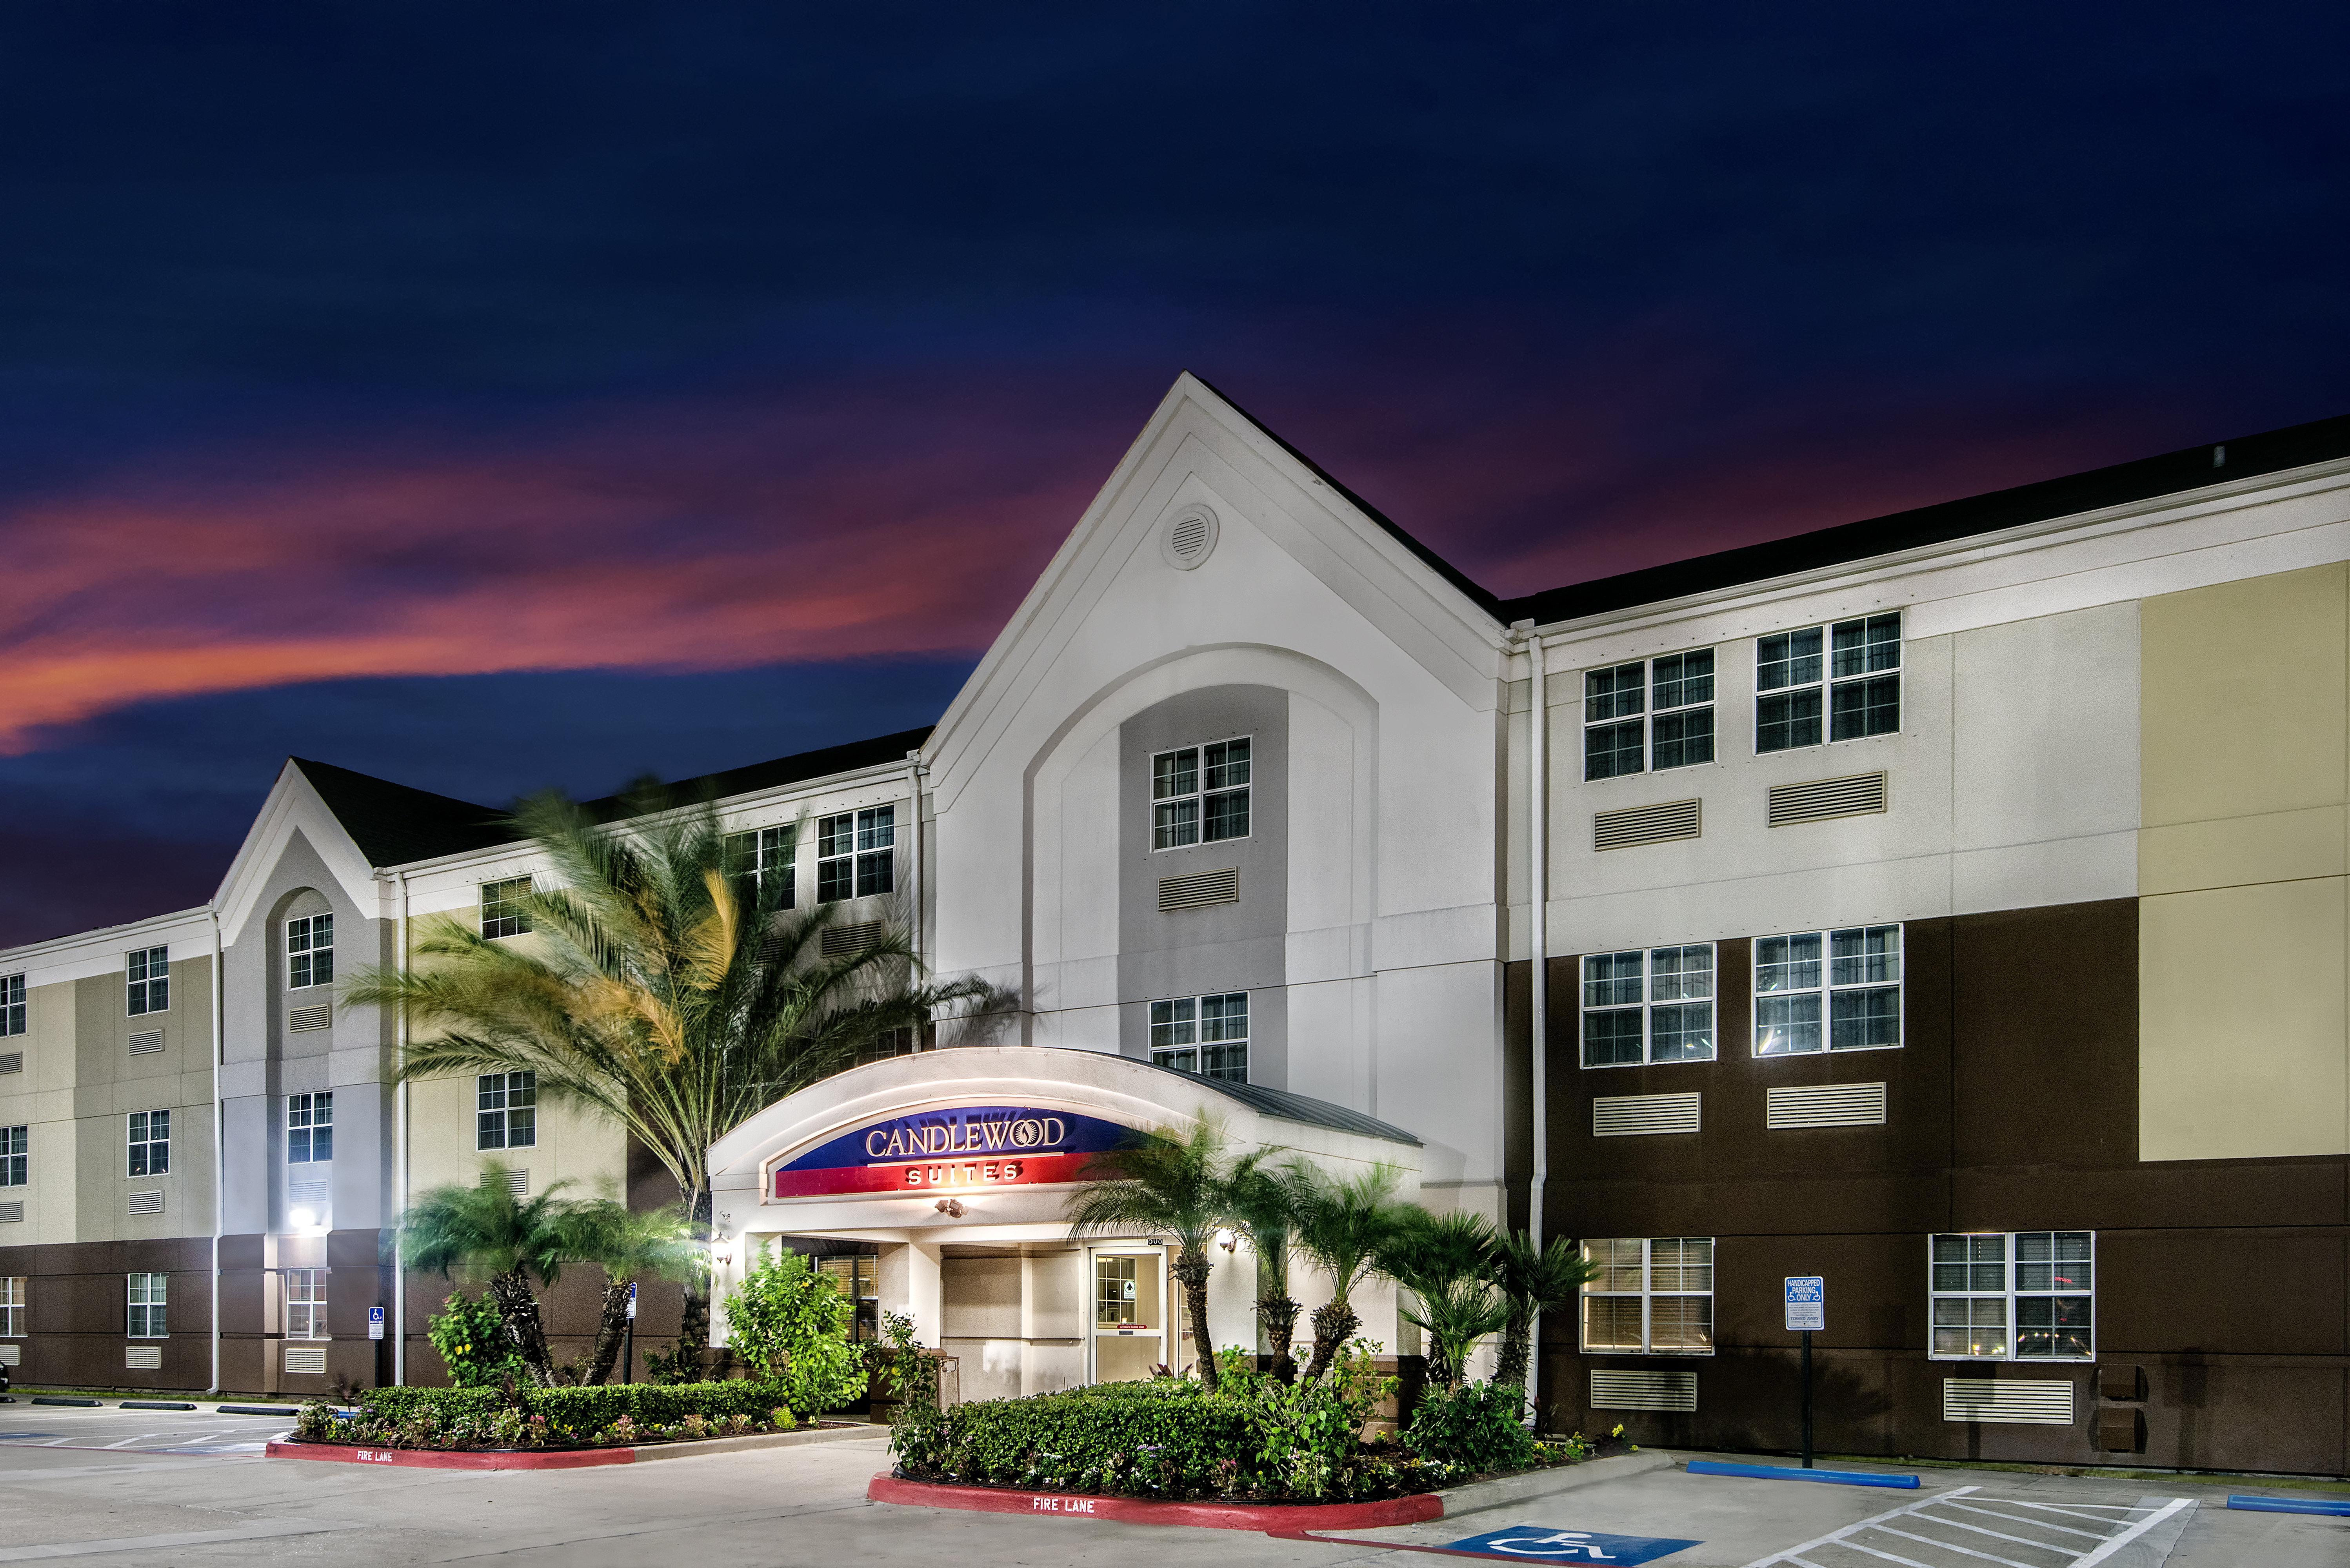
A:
[356,1380,797,1436]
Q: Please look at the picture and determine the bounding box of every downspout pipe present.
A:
[209,908,225,1395]
[1518,623,1551,1420]
[393,869,410,1385]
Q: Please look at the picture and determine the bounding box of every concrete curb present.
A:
[868,1474,1446,1532]
[265,1422,878,1470]
[1434,1450,1677,1517]
[631,1422,883,1462]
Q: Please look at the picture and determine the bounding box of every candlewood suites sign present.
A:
[771,1105,1132,1198]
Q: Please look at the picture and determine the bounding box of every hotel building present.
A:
[3,376,2346,1474]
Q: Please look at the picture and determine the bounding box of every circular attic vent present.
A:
[1160,505,1219,570]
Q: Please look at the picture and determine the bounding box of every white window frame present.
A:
[816,807,895,901]
[126,946,169,1016]
[287,1092,333,1164]
[284,1268,328,1341]
[724,824,798,910]
[0,1124,25,1187]
[480,877,533,940]
[1753,924,1904,1056]
[286,914,334,989]
[127,1272,167,1338]
[1929,1231,2095,1363]
[1582,650,1717,782]
[476,1071,536,1150]
[1756,612,1903,754]
[1148,992,1249,1082]
[1579,1237,1715,1356]
[127,1109,170,1177]
[1150,737,1252,851]
[0,973,23,1036]
[1579,944,1717,1068]
[0,1276,23,1338]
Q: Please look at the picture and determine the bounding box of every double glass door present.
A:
[1090,1249,1166,1384]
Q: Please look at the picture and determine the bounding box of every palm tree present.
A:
[1281,1161,1410,1383]
[560,1199,700,1386]
[1226,1151,1302,1382]
[1487,1230,1596,1396]
[400,1160,577,1385]
[1063,1118,1236,1393]
[345,783,1003,1369]
[1385,1209,1505,1390]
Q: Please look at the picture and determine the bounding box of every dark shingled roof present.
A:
[1164,1063,1421,1145]
[293,724,934,870]
[1202,371,2350,631]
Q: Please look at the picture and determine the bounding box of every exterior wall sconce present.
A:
[934,1198,965,1218]
[1216,1228,1238,1252]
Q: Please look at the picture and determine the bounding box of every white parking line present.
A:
[1741,1487,2194,1568]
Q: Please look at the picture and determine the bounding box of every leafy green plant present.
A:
[722,1244,867,1414]
[329,1380,804,1450]
[425,1292,530,1388]
[1405,1379,1536,1475]
[871,1309,941,1432]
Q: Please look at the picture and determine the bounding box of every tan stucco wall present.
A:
[404,1072,627,1202]
[2140,563,2350,1160]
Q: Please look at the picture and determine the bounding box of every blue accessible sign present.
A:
[1445,1525,1701,1563]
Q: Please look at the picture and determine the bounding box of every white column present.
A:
[879,1239,944,1346]
[1205,1240,1256,1363]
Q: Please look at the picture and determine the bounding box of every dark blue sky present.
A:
[3,5,2345,944]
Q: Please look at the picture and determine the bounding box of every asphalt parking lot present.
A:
[0,1399,2341,1566]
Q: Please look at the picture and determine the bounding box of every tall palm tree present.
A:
[1063,1118,1236,1393]
[1281,1161,1409,1383]
[346,783,1003,1368]
[1226,1151,1302,1382]
[400,1160,577,1386]
[1487,1230,1596,1396]
[1384,1209,1505,1390]
[560,1199,700,1386]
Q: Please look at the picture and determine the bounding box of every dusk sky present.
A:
[4,6,2346,946]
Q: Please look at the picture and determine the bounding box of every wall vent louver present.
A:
[127,1030,164,1055]
[287,1005,332,1032]
[284,1345,328,1374]
[0,1344,19,1366]
[820,921,886,958]
[1944,1378,2076,1425]
[0,1200,22,1223]
[1591,1092,1702,1138]
[0,1051,21,1074]
[1160,506,1219,570]
[1158,867,1240,912]
[127,1189,165,1216]
[481,1168,529,1196]
[1768,771,1888,827]
[1593,798,1702,851]
[125,1345,162,1370]
[1766,1082,1888,1129]
[1590,1368,1698,1412]
[289,1170,331,1207]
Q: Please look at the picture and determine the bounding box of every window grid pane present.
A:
[1581,1238,1714,1355]
[1756,927,1901,1056]
[0,1125,26,1187]
[1931,1231,2092,1362]
[1150,992,1246,1083]
[0,1275,24,1337]
[287,914,335,990]
[126,946,170,1016]
[1152,740,1252,849]
[481,878,533,940]
[0,973,22,1036]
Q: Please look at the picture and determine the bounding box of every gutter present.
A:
[209,908,225,1395]
[1517,626,1550,1408]
[393,868,409,1385]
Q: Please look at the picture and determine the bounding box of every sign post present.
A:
[1784,1277,1825,1469]
[623,1283,637,1385]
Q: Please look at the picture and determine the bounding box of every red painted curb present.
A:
[266,1440,635,1470]
[865,1473,1445,1532]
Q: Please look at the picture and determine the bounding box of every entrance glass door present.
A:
[1090,1249,1165,1384]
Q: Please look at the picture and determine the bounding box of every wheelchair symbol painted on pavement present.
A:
[1445,1524,1701,1563]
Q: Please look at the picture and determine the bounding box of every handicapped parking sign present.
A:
[1445,1524,1701,1563]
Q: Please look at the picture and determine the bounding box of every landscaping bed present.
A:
[274,1379,835,1457]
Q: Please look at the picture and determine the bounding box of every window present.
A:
[723,825,797,910]
[816,807,895,900]
[126,946,169,1015]
[1149,993,1248,1082]
[285,1269,327,1339]
[856,1027,917,1066]
[127,1110,170,1176]
[816,1256,881,1341]
[1754,925,1902,1055]
[477,1071,536,1150]
[1581,1237,1714,1354]
[1583,652,1716,781]
[0,1276,22,1338]
[1757,613,1901,753]
[0,1125,24,1187]
[0,973,22,1036]
[287,1093,333,1163]
[127,1272,167,1338]
[286,915,334,989]
[1930,1232,2094,1361]
[481,878,533,939]
[1151,739,1250,850]
[1581,945,1716,1067]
